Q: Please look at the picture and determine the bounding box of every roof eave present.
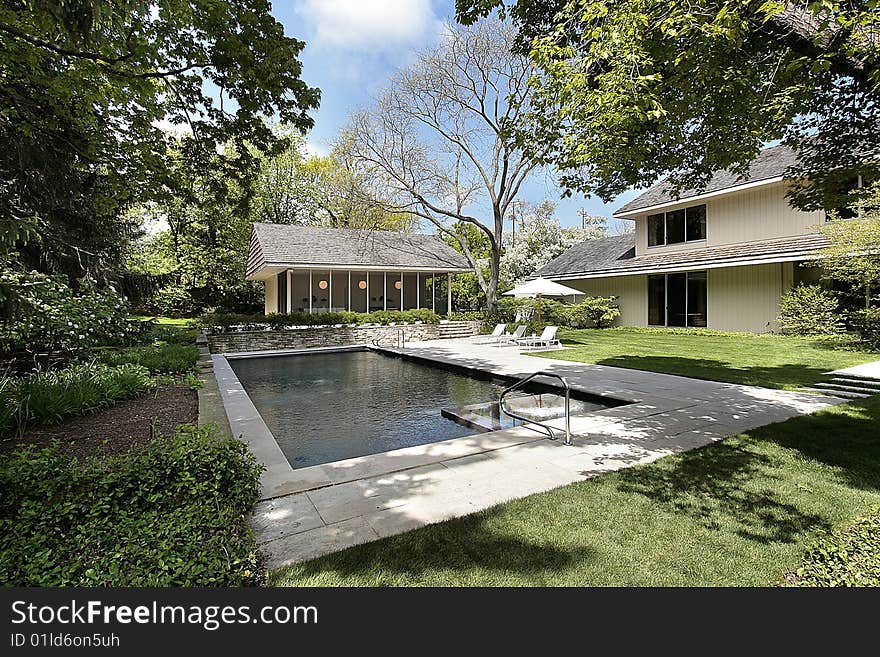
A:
[613,175,787,218]
[542,250,825,280]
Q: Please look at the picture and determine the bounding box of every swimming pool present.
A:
[229,349,621,469]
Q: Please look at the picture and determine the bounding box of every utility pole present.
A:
[578,207,589,230]
[510,202,516,246]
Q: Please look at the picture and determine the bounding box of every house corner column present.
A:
[447,272,452,315]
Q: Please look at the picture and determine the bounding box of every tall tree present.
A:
[457,1,880,211]
[499,200,606,287]
[341,19,542,311]
[252,128,415,230]
[1,1,318,309]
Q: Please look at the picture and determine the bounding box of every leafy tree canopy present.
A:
[820,183,880,308]
[1,0,319,289]
[457,1,880,211]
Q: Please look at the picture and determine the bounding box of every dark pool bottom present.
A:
[229,349,624,469]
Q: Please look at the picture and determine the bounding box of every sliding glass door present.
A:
[647,271,707,327]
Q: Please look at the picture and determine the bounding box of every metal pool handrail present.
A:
[499,371,572,445]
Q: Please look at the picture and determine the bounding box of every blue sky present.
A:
[273,0,637,232]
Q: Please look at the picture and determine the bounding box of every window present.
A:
[648,213,665,246]
[665,209,686,244]
[647,271,708,327]
[686,205,707,241]
[646,204,706,246]
[648,275,666,326]
[276,272,288,313]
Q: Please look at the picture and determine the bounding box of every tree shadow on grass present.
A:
[614,397,880,545]
[275,510,598,585]
[615,441,830,544]
[595,355,829,389]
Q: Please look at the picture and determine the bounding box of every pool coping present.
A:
[212,345,640,501]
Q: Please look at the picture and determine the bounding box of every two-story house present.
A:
[537,144,831,333]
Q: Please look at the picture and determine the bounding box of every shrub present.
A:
[565,296,622,328]
[447,311,486,322]
[197,309,441,332]
[850,307,880,350]
[98,343,200,375]
[0,362,155,434]
[777,284,842,336]
[789,505,880,587]
[0,425,264,586]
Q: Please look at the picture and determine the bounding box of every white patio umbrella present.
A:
[503,277,584,331]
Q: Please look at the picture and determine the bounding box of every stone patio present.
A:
[213,338,845,570]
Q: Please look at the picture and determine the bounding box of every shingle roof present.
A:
[537,233,829,279]
[246,223,472,278]
[616,144,799,216]
[536,233,636,278]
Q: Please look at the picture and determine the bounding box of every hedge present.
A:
[197,308,440,333]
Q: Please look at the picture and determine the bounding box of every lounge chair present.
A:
[516,326,561,351]
[476,323,506,343]
[497,324,527,345]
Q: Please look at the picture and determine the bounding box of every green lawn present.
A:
[534,327,880,390]
[272,397,880,586]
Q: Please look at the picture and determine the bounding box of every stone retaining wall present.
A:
[206,321,481,354]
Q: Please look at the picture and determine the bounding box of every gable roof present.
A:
[537,232,829,280]
[246,223,472,279]
[615,144,799,217]
[536,233,636,278]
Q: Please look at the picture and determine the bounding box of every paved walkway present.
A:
[231,339,843,570]
[830,360,880,380]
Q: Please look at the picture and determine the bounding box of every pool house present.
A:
[246,223,473,315]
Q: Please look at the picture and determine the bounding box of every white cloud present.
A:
[297,0,440,51]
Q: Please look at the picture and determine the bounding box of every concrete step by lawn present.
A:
[828,376,880,389]
[820,381,880,395]
[801,387,871,399]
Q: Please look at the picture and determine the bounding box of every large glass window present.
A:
[665,209,686,244]
[666,273,687,326]
[648,213,665,246]
[687,271,708,327]
[648,275,666,326]
[686,205,707,241]
[647,271,708,327]
[276,272,287,314]
[646,204,706,246]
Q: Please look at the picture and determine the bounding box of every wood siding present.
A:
[567,275,647,327]
[567,263,802,333]
[707,263,789,333]
[632,182,825,256]
[264,275,278,314]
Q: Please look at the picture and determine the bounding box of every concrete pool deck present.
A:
[212,338,845,570]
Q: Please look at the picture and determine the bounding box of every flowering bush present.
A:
[0,270,135,354]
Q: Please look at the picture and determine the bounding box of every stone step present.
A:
[830,376,880,389]
[801,387,871,399]
[821,382,880,395]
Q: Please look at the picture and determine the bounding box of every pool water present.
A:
[230,349,625,469]
[230,350,508,469]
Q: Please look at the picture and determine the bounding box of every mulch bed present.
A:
[0,385,198,460]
